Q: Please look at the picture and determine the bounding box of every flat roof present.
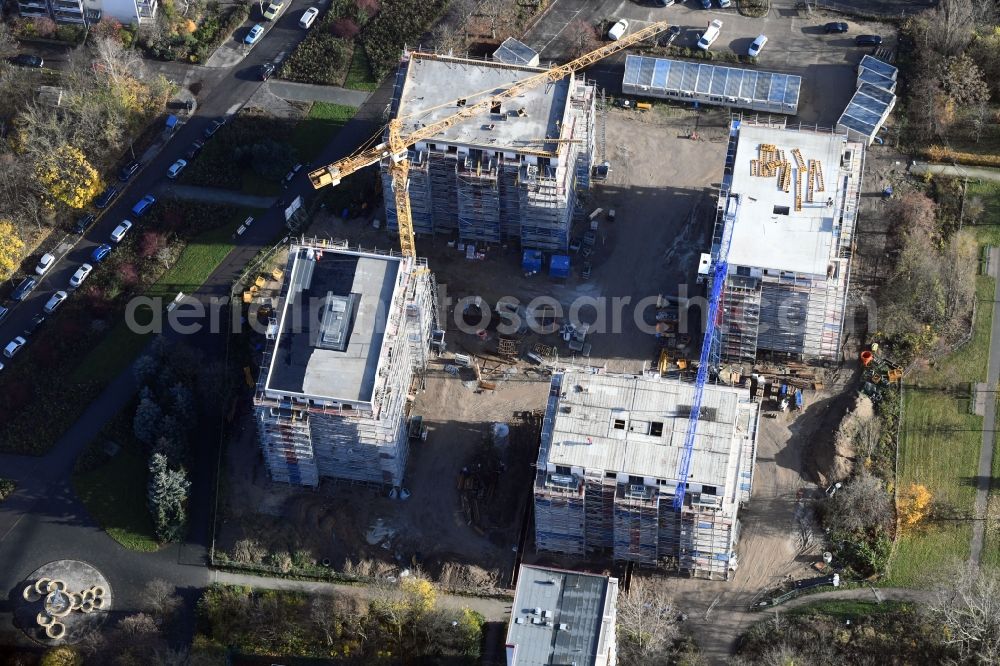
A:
[542,372,756,492]
[838,82,895,138]
[264,247,402,403]
[493,37,539,67]
[506,565,612,666]
[395,53,570,151]
[859,54,898,81]
[623,55,801,110]
[727,124,847,276]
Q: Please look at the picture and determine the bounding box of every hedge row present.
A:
[361,0,449,79]
[923,145,1000,168]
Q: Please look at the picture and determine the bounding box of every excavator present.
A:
[307,21,674,258]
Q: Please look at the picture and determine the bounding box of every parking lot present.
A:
[523,0,896,124]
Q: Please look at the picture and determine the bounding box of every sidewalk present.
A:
[267,80,372,107]
[909,161,1000,183]
[211,570,512,620]
[156,183,277,209]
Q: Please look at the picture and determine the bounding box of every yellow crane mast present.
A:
[308,21,672,257]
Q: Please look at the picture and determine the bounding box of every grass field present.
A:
[887,178,1000,584]
[74,444,159,552]
[290,102,357,162]
[788,599,909,620]
[343,46,379,92]
[72,215,252,385]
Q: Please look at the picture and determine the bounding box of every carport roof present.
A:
[623,55,801,109]
[838,82,895,138]
[859,55,897,81]
[492,37,539,67]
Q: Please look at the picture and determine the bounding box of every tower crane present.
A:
[307,21,674,258]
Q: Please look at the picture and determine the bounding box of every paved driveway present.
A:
[524,0,894,124]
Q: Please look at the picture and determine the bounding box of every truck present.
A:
[697,19,723,50]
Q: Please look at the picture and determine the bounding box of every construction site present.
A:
[252,238,437,489]
[714,122,865,364]
[532,370,759,579]
[381,52,596,252]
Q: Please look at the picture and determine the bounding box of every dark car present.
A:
[11,277,37,302]
[91,244,112,263]
[203,118,226,139]
[23,314,46,337]
[0,305,9,325]
[74,213,96,234]
[94,186,119,209]
[10,54,43,68]
[185,140,205,160]
[659,24,682,47]
[131,194,156,217]
[855,34,882,46]
[260,62,276,80]
[824,21,849,33]
[118,160,141,182]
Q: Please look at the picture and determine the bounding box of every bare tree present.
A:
[140,579,183,624]
[824,472,892,535]
[926,565,1000,662]
[617,577,681,665]
[855,415,882,460]
[927,0,977,56]
[0,23,18,61]
[563,20,601,59]
[477,0,517,42]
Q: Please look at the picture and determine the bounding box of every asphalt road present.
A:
[0,0,318,358]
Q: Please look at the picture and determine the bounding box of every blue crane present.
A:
[672,192,739,511]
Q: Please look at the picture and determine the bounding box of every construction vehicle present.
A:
[307,22,675,257]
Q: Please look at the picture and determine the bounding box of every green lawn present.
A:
[74,445,159,552]
[72,216,252,385]
[290,102,357,162]
[788,599,909,620]
[344,45,379,92]
[887,179,1000,584]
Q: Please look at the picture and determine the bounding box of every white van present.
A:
[299,7,319,28]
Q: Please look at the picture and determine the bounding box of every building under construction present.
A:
[253,239,436,488]
[533,371,760,579]
[381,52,596,252]
[714,122,865,362]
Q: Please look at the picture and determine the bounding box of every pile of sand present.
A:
[813,393,875,487]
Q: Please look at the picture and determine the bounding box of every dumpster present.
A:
[549,254,570,279]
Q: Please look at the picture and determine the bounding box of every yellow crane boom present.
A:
[308,21,672,257]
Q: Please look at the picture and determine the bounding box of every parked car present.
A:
[697,19,723,50]
[700,0,711,8]
[43,290,67,314]
[203,118,226,138]
[748,34,768,57]
[70,263,93,288]
[74,213,96,234]
[717,0,731,7]
[118,160,141,182]
[260,62,276,80]
[10,54,43,68]
[110,220,133,243]
[91,244,112,263]
[0,305,8,325]
[94,185,119,209]
[23,314,45,337]
[4,336,26,359]
[35,253,55,276]
[824,21,849,33]
[131,195,156,217]
[185,140,205,160]
[299,6,319,28]
[607,19,629,41]
[855,34,882,46]
[654,0,675,6]
[659,24,682,47]
[245,24,265,45]
[263,1,283,19]
[283,163,304,187]
[11,277,36,302]
[167,159,188,179]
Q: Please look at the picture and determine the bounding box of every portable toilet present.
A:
[522,250,543,273]
[165,114,178,133]
[549,255,570,279]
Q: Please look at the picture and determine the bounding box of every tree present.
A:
[927,0,977,56]
[824,472,892,535]
[330,17,360,39]
[167,382,196,425]
[617,577,681,665]
[564,20,600,59]
[140,579,183,623]
[926,565,1000,662]
[897,483,932,529]
[0,23,18,60]
[147,453,190,542]
[35,144,102,210]
[134,393,164,445]
[937,54,990,108]
[890,191,938,242]
[355,0,379,18]
[0,220,25,281]
[40,647,82,666]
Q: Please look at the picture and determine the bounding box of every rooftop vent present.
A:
[317,292,358,352]
[456,98,467,107]
[517,108,528,117]
[491,101,502,114]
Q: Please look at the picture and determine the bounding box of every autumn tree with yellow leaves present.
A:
[0,220,25,281]
[36,145,102,210]
[898,483,932,529]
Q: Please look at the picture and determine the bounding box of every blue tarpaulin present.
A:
[165,114,178,130]
[550,254,570,278]
[522,250,543,273]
